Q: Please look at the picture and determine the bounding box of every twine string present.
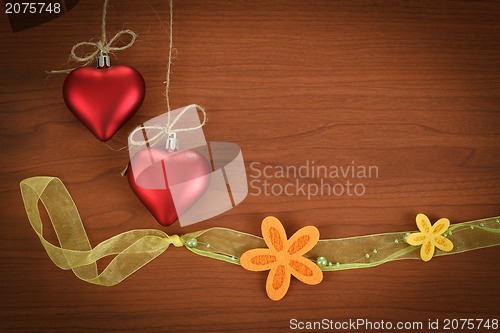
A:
[120,0,207,176]
[166,0,174,114]
[128,0,207,149]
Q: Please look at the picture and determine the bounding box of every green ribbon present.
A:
[20,176,500,286]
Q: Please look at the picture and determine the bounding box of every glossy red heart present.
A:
[63,65,145,141]
[127,148,211,226]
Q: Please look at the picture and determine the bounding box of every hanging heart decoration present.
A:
[126,2,248,227]
[127,147,211,226]
[50,0,145,141]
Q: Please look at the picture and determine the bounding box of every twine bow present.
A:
[128,104,207,148]
[49,0,137,74]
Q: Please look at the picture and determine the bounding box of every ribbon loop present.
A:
[20,177,182,286]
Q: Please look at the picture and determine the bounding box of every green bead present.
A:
[480,223,485,227]
[316,256,328,266]
[372,249,378,254]
[403,232,411,240]
[470,225,475,230]
[185,238,198,248]
[496,219,500,223]
[394,239,399,244]
[335,262,340,266]
[365,253,370,259]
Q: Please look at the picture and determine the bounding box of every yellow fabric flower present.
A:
[406,213,454,262]
[240,216,323,301]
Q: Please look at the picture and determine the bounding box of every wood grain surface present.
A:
[1,1,500,332]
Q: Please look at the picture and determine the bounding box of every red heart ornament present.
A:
[127,148,211,226]
[63,65,145,141]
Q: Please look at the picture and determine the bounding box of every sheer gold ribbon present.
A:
[20,177,500,286]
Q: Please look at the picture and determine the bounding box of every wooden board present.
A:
[1,1,499,332]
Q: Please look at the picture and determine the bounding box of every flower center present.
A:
[276,250,291,263]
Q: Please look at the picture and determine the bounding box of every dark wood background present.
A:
[1,1,499,332]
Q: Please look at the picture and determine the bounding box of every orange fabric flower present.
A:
[240,216,323,301]
[406,213,454,262]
